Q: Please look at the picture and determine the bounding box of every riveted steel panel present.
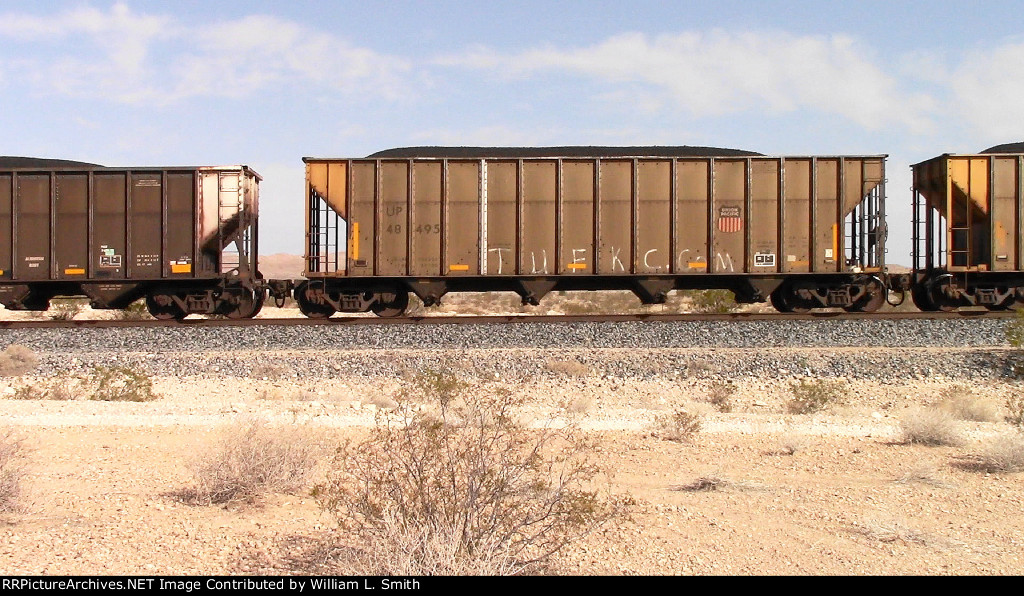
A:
[749,159,779,272]
[379,161,409,276]
[991,156,1018,270]
[128,173,162,279]
[15,174,50,280]
[675,160,710,273]
[598,160,632,274]
[446,161,480,276]
[559,161,595,274]
[166,172,196,277]
[54,173,88,279]
[485,161,517,275]
[814,159,840,272]
[783,159,811,273]
[349,162,376,274]
[0,175,9,278]
[521,161,556,275]
[93,173,127,279]
[636,160,671,274]
[410,161,441,275]
[712,160,745,274]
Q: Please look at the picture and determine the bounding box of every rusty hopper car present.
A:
[298,147,888,317]
[0,163,263,319]
[911,146,1024,311]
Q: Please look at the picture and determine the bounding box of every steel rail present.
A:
[0,309,1016,329]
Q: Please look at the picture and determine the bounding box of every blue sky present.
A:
[3,1,1024,264]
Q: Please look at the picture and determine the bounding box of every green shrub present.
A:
[685,289,737,314]
[785,378,845,414]
[88,365,157,402]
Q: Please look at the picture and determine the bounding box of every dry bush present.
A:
[971,434,1024,473]
[856,518,933,546]
[314,375,628,575]
[0,345,39,377]
[651,407,703,442]
[936,385,999,422]
[544,359,591,378]
[88,365,157,402]
[187,420,321,505]
[564,395,594,416]
[705,382,736,413]
[48,298,85,321]
[1006,395,1024,429]
[900,407,964,446]
[785,378,845,414]
[779,434,809,455]
[251,362,289,380]
[0,429,25,512]
[10,376,78,401]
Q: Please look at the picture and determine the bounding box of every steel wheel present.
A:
[145,293,186,320]
[371,290,409,318]
[294,281,335,319]
[224,288,265,319]
[845,278,886,313]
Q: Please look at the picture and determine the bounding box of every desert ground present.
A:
[0,337,1023,575]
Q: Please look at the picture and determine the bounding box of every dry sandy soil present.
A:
[1,359,1023,576]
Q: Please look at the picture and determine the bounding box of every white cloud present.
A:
[0,4,409,105]
[946,42,1024,140]
[440,30,938,134]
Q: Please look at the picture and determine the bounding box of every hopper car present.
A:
[0,159,263,319]
[296,147,888,317]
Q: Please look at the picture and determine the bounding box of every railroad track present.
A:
[0,309,1016,329]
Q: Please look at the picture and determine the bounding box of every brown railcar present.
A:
[0,164,263,319]
[911,150,1024,310]
[298,148,888,316]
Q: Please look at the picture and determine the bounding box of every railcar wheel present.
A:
[224,289,265,319]
[769,290,792,313]
[845,278,886,313]
[911,285,938,312]
[146,293,186,320]
[371,290,409,318]
[928,284,958,312]
[294,281,335,319]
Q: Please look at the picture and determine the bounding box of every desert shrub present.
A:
[785,378,844,414]
[0,429,25,512]
[936,385,999,422]
[396,370,472,407]
[251,361,289,380]
[652,407,703,442]
[314,378,627,575]
[88,365,157,402]
[900,407,963,446]
[187,419,320,505]
[48,298,86,321]
[10,376,78,401]
[117,300,151,320]
[972,433,1024,473]
[544,359,591,378]
[705,382,736,413]
[1006,395,1024,429]
[565,395,594,415]
[685,289,737,314]
[0,345,39,377]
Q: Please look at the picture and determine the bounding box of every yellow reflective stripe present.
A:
[171,264,192,274]
[449,264,469,271]
[566,263,587,270]
[64,268,85,275]
[350,222,360,261]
